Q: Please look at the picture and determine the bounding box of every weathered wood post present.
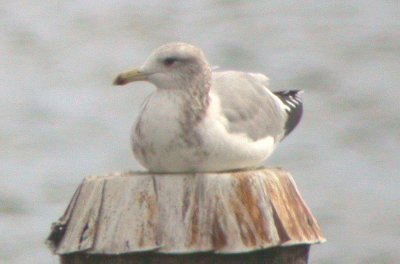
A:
[47,168,325,264]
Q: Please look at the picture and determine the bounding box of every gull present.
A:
[113,42,303,173]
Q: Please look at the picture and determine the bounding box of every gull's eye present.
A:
[163,57,178,66]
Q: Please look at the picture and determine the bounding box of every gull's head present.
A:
[113,42,210,90]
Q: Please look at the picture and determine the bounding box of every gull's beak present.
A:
[113,68,148,85]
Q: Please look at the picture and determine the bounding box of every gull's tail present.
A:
[273,90,303,138]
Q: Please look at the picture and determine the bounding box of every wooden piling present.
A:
[47,167,325,264]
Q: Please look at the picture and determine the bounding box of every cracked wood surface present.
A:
[47,168,325,256]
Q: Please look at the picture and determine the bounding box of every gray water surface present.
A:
[1,1,399,263]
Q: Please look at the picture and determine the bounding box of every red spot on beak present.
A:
[113,75,127,85]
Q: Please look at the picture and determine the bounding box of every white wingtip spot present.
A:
[285,100,296,108]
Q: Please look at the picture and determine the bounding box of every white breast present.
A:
[132,91,198,172]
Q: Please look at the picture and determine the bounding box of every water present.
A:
[1,1,399,263]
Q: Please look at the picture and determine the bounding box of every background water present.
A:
[1,1,399,263]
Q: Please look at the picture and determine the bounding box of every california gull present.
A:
[113,42,303,173]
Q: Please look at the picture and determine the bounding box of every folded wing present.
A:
[212,71,288,142]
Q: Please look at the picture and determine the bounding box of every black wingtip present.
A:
[273,90,303,138]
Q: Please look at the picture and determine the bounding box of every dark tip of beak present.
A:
[113,75,127,86]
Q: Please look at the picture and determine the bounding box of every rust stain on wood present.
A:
[271,203,290,244]
[235,173,271,244]
[189,191,199,246]
[212,205,227,250]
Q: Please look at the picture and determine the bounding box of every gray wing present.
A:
[211,71,286,141]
